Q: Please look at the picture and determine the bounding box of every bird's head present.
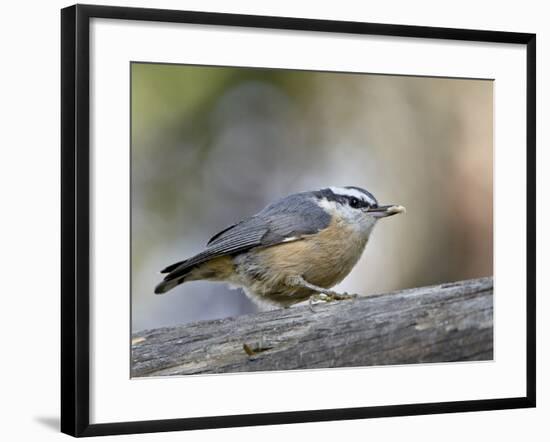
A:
[314,186,406,234]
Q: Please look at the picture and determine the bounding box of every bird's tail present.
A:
[154,277,185,294]
[154,259,191,295]
[154,255,234,295]
[160,259,186,274]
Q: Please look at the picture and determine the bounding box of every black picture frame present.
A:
[61,4,536,437]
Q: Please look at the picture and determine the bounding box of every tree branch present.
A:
[132,277,493,377]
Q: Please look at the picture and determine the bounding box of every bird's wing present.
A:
[159,220,266,275]
[159,194,331,283]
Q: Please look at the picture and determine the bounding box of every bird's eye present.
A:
[349,197,360,208]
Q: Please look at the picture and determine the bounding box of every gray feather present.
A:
[158,192,330,286]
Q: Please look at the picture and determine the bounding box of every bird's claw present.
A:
[308,291,357,311]
[333,291,358,301]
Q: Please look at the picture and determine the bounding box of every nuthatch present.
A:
[155,187,405,307]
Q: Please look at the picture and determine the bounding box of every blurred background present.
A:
[131,62,493,333]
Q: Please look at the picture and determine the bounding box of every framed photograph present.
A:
[61,4,536,437]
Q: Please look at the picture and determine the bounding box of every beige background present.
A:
[132,64,493,331]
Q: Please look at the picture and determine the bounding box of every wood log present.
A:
[131,277,493,377]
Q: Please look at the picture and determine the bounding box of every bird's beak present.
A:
[367,204,406,218]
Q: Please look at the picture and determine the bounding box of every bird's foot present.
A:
[308,291,357,311]
[327,291,358,301]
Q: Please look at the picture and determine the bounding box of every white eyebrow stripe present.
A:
[329,186,376,205]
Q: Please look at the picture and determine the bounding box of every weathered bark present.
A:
[132,277,493,377]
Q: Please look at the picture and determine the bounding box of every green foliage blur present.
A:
[131,62,493,332]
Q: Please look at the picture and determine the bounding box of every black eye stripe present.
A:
[315,188,378,208]
[348,196,369,208]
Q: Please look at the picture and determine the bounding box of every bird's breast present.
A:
[244,216,371,289]
[302,217,370,287]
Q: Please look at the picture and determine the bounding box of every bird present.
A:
[154,186,405,308]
